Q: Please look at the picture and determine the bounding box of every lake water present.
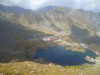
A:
[33,46,97,66]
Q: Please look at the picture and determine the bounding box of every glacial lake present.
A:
[33,46,97,66]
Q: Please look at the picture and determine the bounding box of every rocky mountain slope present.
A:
[0,4,100,60]
[0,5,100,43]
[0,4,100,75]
[0,61,100,75]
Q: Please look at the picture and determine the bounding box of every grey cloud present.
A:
[0,0,100,12]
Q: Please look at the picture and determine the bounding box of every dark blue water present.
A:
[33,46,97,66]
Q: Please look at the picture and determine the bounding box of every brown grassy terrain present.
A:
[0,61,100,75]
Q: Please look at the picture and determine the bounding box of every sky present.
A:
[0,0,100,12]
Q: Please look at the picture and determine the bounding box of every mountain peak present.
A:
[0,4,33,13]
[37,6,57,12]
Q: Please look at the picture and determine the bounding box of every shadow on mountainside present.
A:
[0,19,51,63]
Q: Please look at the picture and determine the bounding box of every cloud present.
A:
[40,0,100,12]
[0,0,47,10]
[21,0,47,10]
[0,0,21,6]
[74,0,100,11]
[0,0,100,12]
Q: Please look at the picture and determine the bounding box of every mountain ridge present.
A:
[0,4,100,75]
[0,4,100,43]
[0,4,100,54]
